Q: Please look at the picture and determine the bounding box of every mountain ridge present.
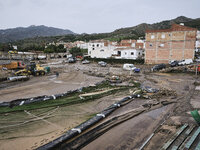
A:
[1,16,200,45]
[0,25,74,43]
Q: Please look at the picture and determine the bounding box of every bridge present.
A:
[0,52,69,60]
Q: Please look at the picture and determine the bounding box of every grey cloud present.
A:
[0,0,199,33]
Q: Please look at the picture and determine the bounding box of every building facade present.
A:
[113,48,143,59]
[75,41,89,49]
[145,24,197,64]
[88,40,117,58]
[196,31,200,52]
[88,39,145,59]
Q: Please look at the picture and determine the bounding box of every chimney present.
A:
[180,23,184,26]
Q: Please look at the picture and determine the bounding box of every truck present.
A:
[0,61,25,70]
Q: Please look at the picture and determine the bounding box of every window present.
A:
[149,43,153,47]
[131,52,134,55]
[138,52,141,55]
[125,52,127,55]
[92,44,95,47]
[97,44,99,47]
[118,51,121,56]
[161,34,165,39]
[159,44,164,47]
[92,48,95,50]
[151,35,155,39]
[100,49,104,52]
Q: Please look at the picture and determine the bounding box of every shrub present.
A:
[84,57,144,64]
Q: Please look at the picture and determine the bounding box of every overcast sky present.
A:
[0,0,199,34]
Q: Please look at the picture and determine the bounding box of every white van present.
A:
[123,64,136,71]
[178,59,193,65]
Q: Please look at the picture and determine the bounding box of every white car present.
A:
[82,60,90,64]
[98,61,107,67]
[123,64,136,71]
[38,55,46,60]
[178,59,193,65]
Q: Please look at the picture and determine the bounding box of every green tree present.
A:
[69,47,83,57]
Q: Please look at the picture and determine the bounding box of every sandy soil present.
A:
[0,71,103,102]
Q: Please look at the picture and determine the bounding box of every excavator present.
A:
[14,62,46,76]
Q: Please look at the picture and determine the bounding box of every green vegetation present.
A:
[0,43,13,52]
[44,44,66,53]
[84,57,144,64]
[69,47,88,57]
[0,81,137,114]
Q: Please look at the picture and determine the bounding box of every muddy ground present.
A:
[0,59,200,150]
[80,74,200,150]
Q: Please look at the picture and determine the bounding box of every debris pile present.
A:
[150,88,177,99]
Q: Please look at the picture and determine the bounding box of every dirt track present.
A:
[0,71,103,102]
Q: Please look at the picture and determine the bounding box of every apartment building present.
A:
[145,24,197,64]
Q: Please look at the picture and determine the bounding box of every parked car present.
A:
[170,60,179,67]
[98,61,107,67]
[76,56,83,60]
[134,68,141,73]
[38,55,46,60]
[27,56,34,61]
[195,58,200,63]
[151,64,166,71]
[178,59,193,66]
[123,64,136,71]
[67,57,76,63]
[82,59,90,64]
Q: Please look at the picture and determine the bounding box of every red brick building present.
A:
[145,24,197,64]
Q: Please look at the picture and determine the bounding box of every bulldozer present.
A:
[14,62,46,76]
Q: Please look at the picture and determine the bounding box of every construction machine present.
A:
[14,62,46,76]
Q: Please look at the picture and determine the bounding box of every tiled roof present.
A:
[146,24,197,33]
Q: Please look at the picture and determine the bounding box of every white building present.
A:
[76,41,89,49]
[88,39,144,59]
[12,45,18,50]
[113,48,143,60]
[196,31,200,52]
[88,40,116,58]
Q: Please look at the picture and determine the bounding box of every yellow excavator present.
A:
[15,62,46,76]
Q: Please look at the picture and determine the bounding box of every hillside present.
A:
[0,25,74,43]
[109,16,199,39]
[1,16,200,52]
[21,16,200,44]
